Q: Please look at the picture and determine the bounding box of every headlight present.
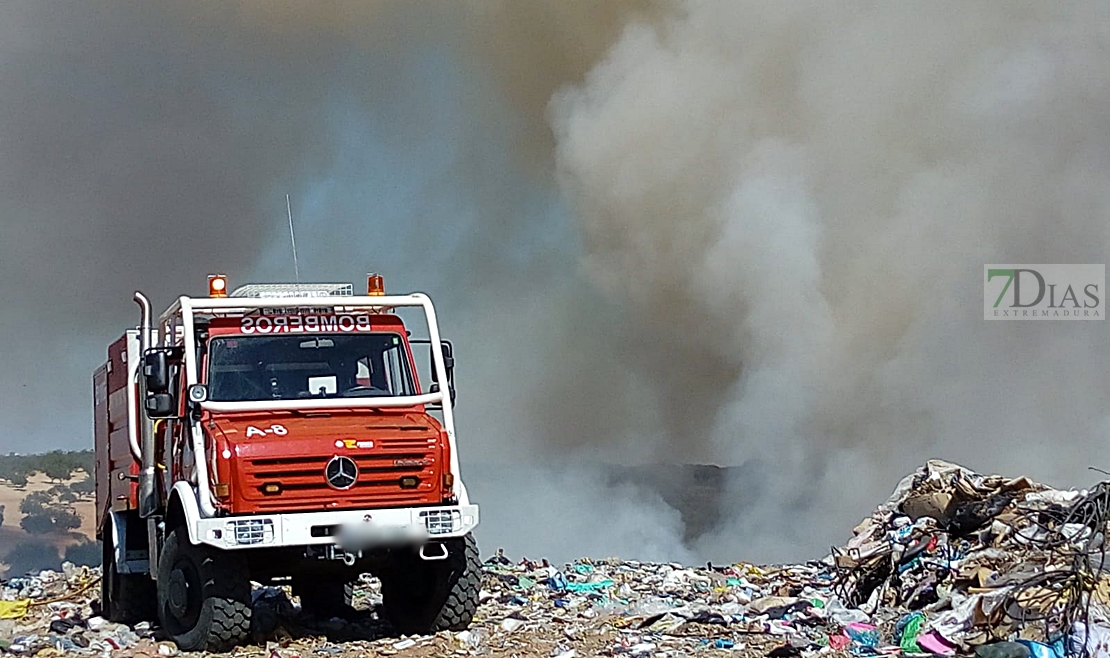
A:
[420,510,461,535]
[225,518,275,545]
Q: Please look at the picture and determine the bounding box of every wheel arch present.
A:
[100,509,153,574]
[100,510,124,572]
[167,482,202,544]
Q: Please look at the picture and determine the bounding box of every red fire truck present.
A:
[93,274,481,651]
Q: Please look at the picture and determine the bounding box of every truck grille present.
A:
[236,437,440,512]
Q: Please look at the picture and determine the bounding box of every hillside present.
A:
[0,462,96,577]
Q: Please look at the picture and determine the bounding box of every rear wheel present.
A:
[380,534,481,635]
[156,527,251,652]
[100,535,157,624]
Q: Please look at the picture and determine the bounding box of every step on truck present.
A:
[93,274,481,651]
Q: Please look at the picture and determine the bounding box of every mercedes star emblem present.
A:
[325,456,358,490]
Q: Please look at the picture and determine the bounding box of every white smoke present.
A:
[467,462,696,565]
[550,0,1110,562]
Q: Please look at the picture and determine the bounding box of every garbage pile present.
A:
[1,460,1109,658]
[831,459,1110,658]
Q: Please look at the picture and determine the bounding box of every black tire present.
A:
[380,534,481,635]
[292,576,354,620]
[156,527,251,652]
[101,534,157,624]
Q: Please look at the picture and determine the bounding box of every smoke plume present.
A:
[549,0,1110,561]
[5,0,1110,564]
[1,1,688,563]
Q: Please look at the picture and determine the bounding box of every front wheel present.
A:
[380,534,481,635]
[156,527,251,652]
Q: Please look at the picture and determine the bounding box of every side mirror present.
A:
[440,342,455,386]
[187,384,208,404]
[145,393,175,418]
[422,339,457,407]
[144,351,170,393]
[428,383,457,407]
[440,342,456,405]
[441,343,455,372]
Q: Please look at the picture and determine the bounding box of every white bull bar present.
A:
[193,504,479,551]
[151,293,466,519]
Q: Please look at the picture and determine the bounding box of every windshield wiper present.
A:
[340,386,393,398]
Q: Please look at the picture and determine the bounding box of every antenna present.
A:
[286,193,300,283]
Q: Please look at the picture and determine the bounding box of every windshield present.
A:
[206,333,417,402]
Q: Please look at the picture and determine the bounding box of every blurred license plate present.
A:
[336,522,423,549]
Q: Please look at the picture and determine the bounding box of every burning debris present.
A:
[3,461,1110,658]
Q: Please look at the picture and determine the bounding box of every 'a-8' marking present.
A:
[245,424,288,438]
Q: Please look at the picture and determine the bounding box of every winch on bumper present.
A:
[193,505,479,550]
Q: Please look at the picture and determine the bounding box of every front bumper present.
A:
[193,504,479,550]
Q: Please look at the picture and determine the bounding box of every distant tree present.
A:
[39,452,75,482]
[0,460,29,488]
[46,484,78,504]
[18,490,82,534]
[64,540,100,568]
[0,451,93,488]
[3,540,61,576]
[53,509,81,531]
[20,513,56,535]
[75,451,94,477]
[71,474,94,498]
[63,451,93,479]
[20,491,50,515]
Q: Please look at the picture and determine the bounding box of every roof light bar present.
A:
[229,283,354,299]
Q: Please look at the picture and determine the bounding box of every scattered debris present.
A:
[3,460,1110,657]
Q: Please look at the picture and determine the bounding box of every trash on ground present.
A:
[4,460,1110,657]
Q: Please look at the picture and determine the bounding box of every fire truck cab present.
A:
[94,275,481,651]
